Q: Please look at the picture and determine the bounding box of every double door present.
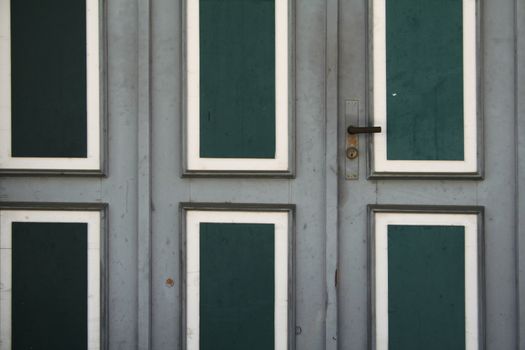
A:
[0,0,523,349]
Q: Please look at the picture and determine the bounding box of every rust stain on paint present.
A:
[165,278,175,288]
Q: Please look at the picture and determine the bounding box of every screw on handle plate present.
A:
[347,126,382,134]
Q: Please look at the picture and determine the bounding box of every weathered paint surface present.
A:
[0,0,521,349]
[338,0,519,348]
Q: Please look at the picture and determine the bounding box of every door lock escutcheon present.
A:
[344,102,382,177]
[345,125,382,161]
[346,147,358,159]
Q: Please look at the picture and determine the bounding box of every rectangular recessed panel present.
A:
[199,0,276,158]
[386,0,464,160]
[200,223,274,350]
[388,225,465,349]
[12,222,88,349]
[11,0,87,158]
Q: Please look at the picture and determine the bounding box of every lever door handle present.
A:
[346,125,382,134]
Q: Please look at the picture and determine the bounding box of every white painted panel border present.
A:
[0,210,101,350]
[185,0,289,172]
[373,212,480,350]
[371,0,478,174]
[185,210,289,350]
[0,0,101,171]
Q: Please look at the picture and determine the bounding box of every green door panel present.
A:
[200,223,274,350]
[12,222,88,350]
[11,0,87,158]
[199,0,276,158]
[388,225,465,349]
[386,0,464,160]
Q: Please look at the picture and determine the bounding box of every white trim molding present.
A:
[184,0,291,174]
[0,209,102,350]
[371,0,479,175]
[372,211,481,350]
[184,209,290,350]
[0,0,101,172]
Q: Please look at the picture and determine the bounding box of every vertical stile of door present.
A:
[138,0,152,348]
[517,0,525,345]
[325,0,340,347]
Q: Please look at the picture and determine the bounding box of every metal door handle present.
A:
[347,125,382,134]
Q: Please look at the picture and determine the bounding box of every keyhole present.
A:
[346,147,358,160]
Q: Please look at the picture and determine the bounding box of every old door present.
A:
[336,0,522,349]
[1,0,524,349]
[0,0,328,349]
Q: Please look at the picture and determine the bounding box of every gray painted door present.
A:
[150,1,326,349]
[0,0,524,349]
[1,0,328,349]
[336,0,521,349]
